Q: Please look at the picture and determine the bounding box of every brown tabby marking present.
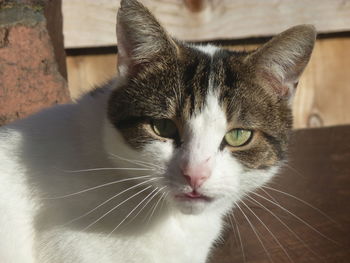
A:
[108,44,290,169]
[107,0,315,170]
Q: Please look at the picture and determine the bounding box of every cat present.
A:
[0,0,316,262]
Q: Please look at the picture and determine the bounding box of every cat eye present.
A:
[151,119,178,139]
[224,129,252,147]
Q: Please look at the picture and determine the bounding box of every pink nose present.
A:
[181,159,211,189]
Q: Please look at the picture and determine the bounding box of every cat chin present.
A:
[168,193,226,215]
[173,200,209,215]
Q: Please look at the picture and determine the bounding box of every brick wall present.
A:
[0,0,70,126]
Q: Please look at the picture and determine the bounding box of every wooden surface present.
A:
[62,0,350,48]
[44,0,67,79]
[66,53,117,99]
[293,38,350,128]
[66,37,350,129]
[211,125,350,263]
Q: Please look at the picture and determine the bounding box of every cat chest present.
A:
[135,216,222,262]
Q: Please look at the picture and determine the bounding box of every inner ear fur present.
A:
[246,25,316,100]
[117,0,179,77]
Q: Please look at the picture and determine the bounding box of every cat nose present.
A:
[181,158,211,189]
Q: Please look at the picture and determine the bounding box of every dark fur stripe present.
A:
[108,43,292,170]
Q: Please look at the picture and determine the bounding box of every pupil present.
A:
[235,130,240,138]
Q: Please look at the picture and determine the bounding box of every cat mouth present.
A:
[175,190,212,202]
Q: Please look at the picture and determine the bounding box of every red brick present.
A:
[0,3,70,126]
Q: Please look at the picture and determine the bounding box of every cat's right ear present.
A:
[245,25,316,103]
[116,0,178,77]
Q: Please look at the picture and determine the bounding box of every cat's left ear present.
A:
[246,25,316,103]
[116,0,179,77]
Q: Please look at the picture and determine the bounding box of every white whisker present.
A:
[127,187,166,225]
[44,175,153,199]
[235,202,274,263]
[157,191,168,214]
[146,190,166,225]
[284,163,305,178]
[227,215,238,245]
[83,184,154,231]
[230,213,246,263]
[262,186,340,226]
[252,191,339,245]
[260,187,281,207]
[107,187,160,237]
[246,195,326,262]
[241,200,293,263]
[109,153,162,170]
[64,167,152,173]
[61,178,159,226]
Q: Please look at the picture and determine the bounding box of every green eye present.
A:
[151,119,178,139]
[224,129,252,147]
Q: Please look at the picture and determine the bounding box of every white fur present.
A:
[0,79,278,262]
[192,44,219,56]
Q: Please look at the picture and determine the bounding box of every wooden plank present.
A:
[66,38,350,129]
[62,0,350,48]
[66,54,117,99]
[44,0,67,79]
[293,37,350,128]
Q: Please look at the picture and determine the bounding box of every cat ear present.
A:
[246,25,316,102]
[116,0,178,77]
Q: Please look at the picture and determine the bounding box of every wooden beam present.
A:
[66,54,117,99]
[44,0,67,79]
[62,0,350,48]
[292,37,350,128]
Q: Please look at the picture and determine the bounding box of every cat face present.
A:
[106,0,315,215]
[108,44,289,214]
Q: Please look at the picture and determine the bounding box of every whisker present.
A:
[262,186,340,226]
[241,200,293,263]
[260,187,281,207]
[235,203,274,263]
[109,153,162,170]
[127,186,166,225]
[44,175,154,199]
[64,167,153,173]
[61,178,159,226]
[227,215,238,246]
[146,190,167,225]
[284,163,305,178]
[107,187,161,237]
[230,213,246,263]
[246,195,327,263]
[108,153,154,168]
[251,191,340,245]
[157,191,168,214]
[83,184,154,231]
[173,85,181,106]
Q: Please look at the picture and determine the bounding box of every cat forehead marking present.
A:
[185,90,227,161]
[178,44,228,120]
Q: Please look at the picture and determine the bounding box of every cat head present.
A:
[105,0,316,215]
